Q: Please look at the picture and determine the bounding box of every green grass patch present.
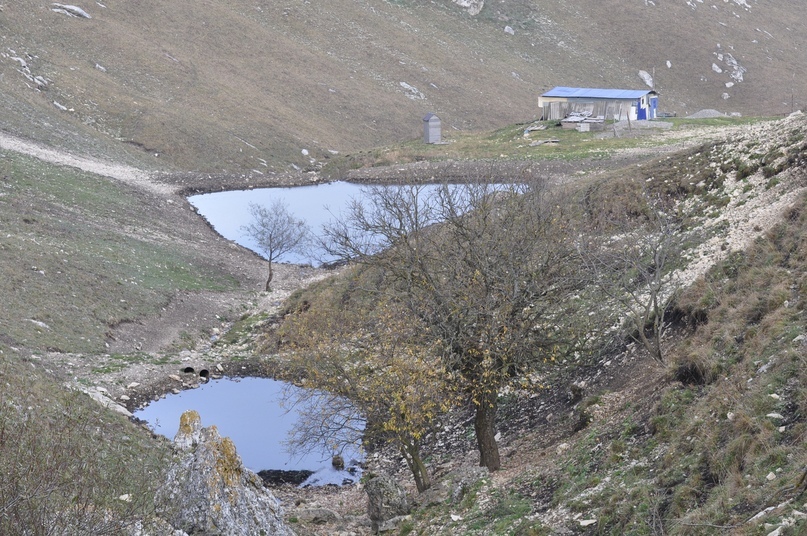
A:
[666,116,777,129]
[0,152,240,353]
[323,116,778,180]
[488,491,533,533]
[321,119,751,180]
[218,311,272,347]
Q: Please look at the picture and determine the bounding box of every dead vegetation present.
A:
[258,114,807,534]
[1,104,806,533]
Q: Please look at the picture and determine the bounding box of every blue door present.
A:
[650,97,658,119]
[637,98,647,120]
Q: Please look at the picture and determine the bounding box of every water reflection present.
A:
[188,181,503,266]
[189,182,363,265]
[134,377,362,486]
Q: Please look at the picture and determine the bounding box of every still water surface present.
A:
[170,182,498,484]
[188,181,364,265]
[134,377,361,486]
[188,181,491,265]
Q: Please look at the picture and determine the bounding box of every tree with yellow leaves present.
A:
[279,278,454,492]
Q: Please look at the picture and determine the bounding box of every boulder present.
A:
[414,466,489,508]
[365,474,410,534]
[295,507,340,525]
[80,386,133,418]
[51,3,92,18]
[331,454,345,470]
[156,410,294,535]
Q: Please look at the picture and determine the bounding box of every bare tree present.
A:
[320,181,581,471]
[242,200,310,291]
[579,195,687,363]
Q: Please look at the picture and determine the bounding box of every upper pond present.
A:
[188,181,500,265]
[134,377,362,486]
[188,181,365,265]
[172,181,506,485]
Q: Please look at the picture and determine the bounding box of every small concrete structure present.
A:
[422,113,441,144]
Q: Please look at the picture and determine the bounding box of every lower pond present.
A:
[172,182,509,485]
[134,377,362,486]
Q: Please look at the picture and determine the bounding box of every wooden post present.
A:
[605,103,616,138]
[613,102,622,138]
[626,102,633,133]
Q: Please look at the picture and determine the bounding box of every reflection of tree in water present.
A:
[282,180,588,490]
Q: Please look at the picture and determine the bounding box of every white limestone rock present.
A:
[157,411,294,535]
[51,3,91,18]
[82,386,133,417]
[452,0,484,15]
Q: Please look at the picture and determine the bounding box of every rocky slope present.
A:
[2,103,805,532]
[268,113,807,535]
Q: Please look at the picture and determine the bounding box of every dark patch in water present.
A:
[258,469,315,486]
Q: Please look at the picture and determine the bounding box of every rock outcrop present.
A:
[365,474,410,534]
[451,0,484,15]
[80,385,133,417]
[156,410,295,535]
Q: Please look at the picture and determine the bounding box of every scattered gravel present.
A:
[685,108,727,119]
[675,112,807,287]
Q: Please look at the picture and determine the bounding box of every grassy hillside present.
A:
[258,114,807,534]
[0,150,254,356]
[1,0,804,175]
[0,356,171,535]
[0,124,264,535]
[0,27,805,524]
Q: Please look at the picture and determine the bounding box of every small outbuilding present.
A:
[422,113,441,144]
[539,87,658,121]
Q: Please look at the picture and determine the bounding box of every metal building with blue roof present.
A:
[539,86,658,121]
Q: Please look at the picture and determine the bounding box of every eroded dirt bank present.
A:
[4,116,807,534]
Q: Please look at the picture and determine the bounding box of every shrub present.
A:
[735,160,759,180]
[0,358,170,535]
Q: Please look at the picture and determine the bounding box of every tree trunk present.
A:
[264,263,274,292]
[474,392,501,471]
[401,441,431,492]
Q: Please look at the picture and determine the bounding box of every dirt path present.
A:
[0,130,339,404]
[4,116,806,534]
[0,130,175,195]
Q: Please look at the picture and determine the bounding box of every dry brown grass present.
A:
[0,357,171,535]
[1,0,805,175]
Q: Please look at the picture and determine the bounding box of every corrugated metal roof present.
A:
[542,87,654,99]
